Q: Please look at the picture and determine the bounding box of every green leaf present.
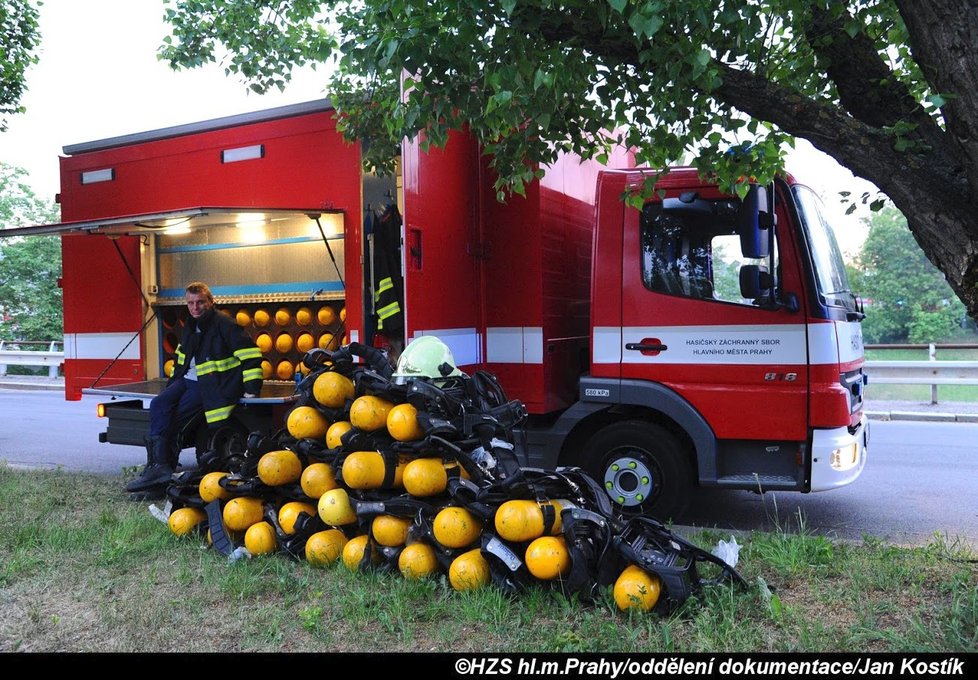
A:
[607,0,628,13]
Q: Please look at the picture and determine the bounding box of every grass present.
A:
[0,465,975,653]
[864,347,978,403]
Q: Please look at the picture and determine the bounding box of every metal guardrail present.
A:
[0,340,64,378]
[864,343,978,404]
[2,340,976,398]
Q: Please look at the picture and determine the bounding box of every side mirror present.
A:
[738,185,771,259]
[740,264,799,312]
[739,264,773,299]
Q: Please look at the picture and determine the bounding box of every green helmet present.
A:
[393,336,464,384]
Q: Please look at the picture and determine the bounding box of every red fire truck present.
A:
[9,99,868,517]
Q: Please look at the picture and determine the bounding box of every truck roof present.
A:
[62,99,334,155]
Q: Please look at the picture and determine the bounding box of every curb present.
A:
[866,410,978,424]
[0,381,64,392]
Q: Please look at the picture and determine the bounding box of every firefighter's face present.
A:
[186,291,214,319]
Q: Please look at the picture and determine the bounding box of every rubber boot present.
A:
[125,436,175,493]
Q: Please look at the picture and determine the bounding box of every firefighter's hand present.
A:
[243,392,256,398]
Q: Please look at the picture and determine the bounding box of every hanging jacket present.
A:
[373,203,404,340]
[171,309,263,427]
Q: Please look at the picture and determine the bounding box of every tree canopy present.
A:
[159,0,978,320]
[0,163,62,342]
[849,205,973,344]
[0,0,42,132]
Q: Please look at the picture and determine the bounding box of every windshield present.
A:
[792,186,854,308]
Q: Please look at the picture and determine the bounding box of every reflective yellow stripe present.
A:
[205,404,235,424]
[175,347,186,365]
[375,277,394,301]
[377,301,400,320]
[376,301,401,331]
[242,368,263,382]
[197,357,241,376]
[235,347,262,361]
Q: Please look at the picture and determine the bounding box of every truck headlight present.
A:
[830,442,859,471]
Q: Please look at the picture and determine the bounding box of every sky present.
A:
[1,0,879,255]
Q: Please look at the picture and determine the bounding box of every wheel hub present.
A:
[603,455,654,507]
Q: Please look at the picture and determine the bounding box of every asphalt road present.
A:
[680,418,978,550]
[1,387,976,550]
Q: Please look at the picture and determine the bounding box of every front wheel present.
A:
[578,420,692,521]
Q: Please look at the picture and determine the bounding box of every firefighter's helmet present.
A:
[392,336,464,384]
[168,507,207,537]
[244,521,278,555]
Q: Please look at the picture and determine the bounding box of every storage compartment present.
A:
[157,299,347,383]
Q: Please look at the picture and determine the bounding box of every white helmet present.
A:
[392,336,464,384]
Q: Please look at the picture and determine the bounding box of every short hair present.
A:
[185,281,214,301]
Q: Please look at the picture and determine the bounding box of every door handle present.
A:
[625,339,668,356]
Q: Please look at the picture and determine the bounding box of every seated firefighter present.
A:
[125,281,263,494]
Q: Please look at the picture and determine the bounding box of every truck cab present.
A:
[526,168,868,517]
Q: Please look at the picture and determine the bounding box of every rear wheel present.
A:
[579,420,692,521]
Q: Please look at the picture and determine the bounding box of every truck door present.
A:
[400,132,483,370]
[618,189,811,443]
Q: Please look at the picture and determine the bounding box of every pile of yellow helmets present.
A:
[158,338,744,614]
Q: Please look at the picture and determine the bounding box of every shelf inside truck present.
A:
[82,379,299,405]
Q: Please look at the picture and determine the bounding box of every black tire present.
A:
[578,420,692,521]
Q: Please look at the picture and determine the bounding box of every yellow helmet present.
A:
[257,449,303,486]
[387,403,424,442]
[256,333,273,353]
[295,306,313,326]
[275,307,291,326]
[223,496,265,532]
[349,395,395,432]
[313,372,355,409]
[244,521,278,555]
[325,420,353,449]
[305,529,348,567]
[276,360,294,380]
[318,488,357,526]
[432,506,482,549]
[613,564,661,612]
[278,501,317,536]
[275,333,294,354]
[296,332,316,353]
[398,542,440,580]
[371,514,411,547]
[341,451,404,490]
[261,360,273,379]
[524,536,571,580]
[253,308,271,327]
[317,305,337,326]
[402,458,448,498]
[493,499,563,543]
[448,548,490,591]
[287,406,329,440]
[235,309,251,327]
[342,534,379,571]
[300,462,339,498]
[168,507,207,537]
[198,471,231,504]
[318,332,339,351]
